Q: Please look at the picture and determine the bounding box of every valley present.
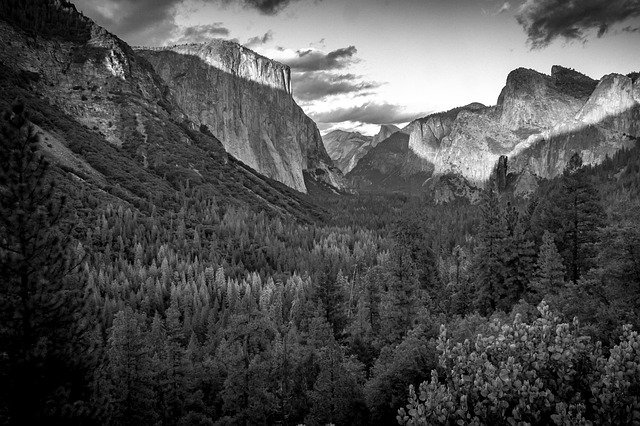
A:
[0,1,639,425]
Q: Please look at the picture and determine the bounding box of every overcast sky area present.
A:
[73,0,640,135]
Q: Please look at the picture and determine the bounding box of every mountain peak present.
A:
[372,124,400,147]
[147,41,292,95]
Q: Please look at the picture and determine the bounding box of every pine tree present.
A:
[528,231,566,303]
[306,341,365,426]
[104,307,156,425]
[502,204,536,310]
[380,250,420,344]
[473,182,509,314]
[0,103,88,423]
[313,271,347,337]
[545,153,605,282]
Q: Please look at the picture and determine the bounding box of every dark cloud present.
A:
[220,0,298,15]
[73,0,180,45]
[292,72,380,101]
[285,46,358,71]
[73,0,310,45]
[312,102,427,125]
[516,0,640,48]
[172,23,230,44]
[245,30,273,48]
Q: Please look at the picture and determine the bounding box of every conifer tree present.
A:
[306,341,363,426]
[0,103,88,423]
[528,231,566,303]
[544,153,605,282]
[473,182,509,314]
[502,204,536,309]
[104,307,156,425]
[380,250,420,344]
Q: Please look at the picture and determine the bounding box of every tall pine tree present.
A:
[542,153,605,282]
[528,231,566,303]
[0,103,88,423]
[473,181,509,314]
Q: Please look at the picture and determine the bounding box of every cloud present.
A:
[292,72,380,101]
[73,0,311,45]
[219,0,301,14]
[245,30,273,48]
[284,46,358,71]
[516,0,640,48]
[74,0,180,45]
[171,23,230,44]
[497,1,511,14]
[312,102,428,125]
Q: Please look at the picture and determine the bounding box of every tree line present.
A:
[1,104,639,425]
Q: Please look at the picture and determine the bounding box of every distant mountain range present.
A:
[0,0,335,221]
[1,0,637,209]
[343,66,639,199]
[137,42,344,194]
[322,124,399,174]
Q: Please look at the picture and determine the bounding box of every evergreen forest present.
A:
[1,103,640,425]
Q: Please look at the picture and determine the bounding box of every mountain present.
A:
[137,42,343,194]
[348,66,639,195]
[371,124,400,146]
[323,124,401,174]
[322,130,372,174]
[0,0,325,221]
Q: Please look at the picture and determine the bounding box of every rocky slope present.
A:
[372,124,400,147]
[137,42,343,193]
[322,124,401,174]
[349,66,639,195]
[322,130,372,174]
[0,0,327,221]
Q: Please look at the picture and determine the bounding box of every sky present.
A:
[73,0,640,135]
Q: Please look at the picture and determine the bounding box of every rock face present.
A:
[0,0,330,221]
[350,66,639,194]
[371,124,400,147]
[322,124,401,174]
[322,130,372,174]
[138,43,343,193]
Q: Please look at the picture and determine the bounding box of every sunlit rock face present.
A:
[163,41,292,94]
[510,72,640,179]
[497,66,597,134]
[138,42,343,193]
[577,74,639,131]
[406,103,503,183]
[323,130,372,174]
[371,124,400,147]
[353,66,639,194]
[323,125,401,174]
[0,11,183,149]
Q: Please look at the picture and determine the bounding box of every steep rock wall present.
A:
[323,130,373,174]
[139,43,342,193]
[354,67,638,193]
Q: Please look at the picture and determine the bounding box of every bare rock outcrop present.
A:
[138,43,343,193]
[350,66,638,194]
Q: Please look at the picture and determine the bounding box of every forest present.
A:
[1,101,639,425]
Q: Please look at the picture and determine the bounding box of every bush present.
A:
[398,302,640,425]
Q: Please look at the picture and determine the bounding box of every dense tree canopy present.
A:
[1,103,639,424]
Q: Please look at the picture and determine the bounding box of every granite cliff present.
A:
[322,124,400,174]
[349,66,639,195]
[372,124,400,147]
[322,130,372,174]
[137,42,343,193]
[0,0,327,221]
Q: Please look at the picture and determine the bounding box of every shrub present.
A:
[398,302,640,425]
